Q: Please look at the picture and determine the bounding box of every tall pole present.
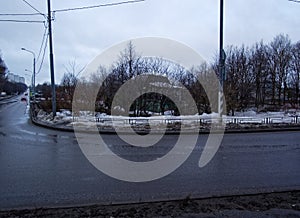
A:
[218,0,226,116]
[21,48,36,102]
[33,57,36,101]
[220,0,224,85]
[47,0,56,118]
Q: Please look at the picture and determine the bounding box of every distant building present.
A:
[7,72,14,82]
[19,77,25,84]
[7,72,25,84]
[14,74,20,83]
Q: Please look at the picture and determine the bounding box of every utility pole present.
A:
[33,57,35,101]
[47,0,56,118]
[218,0,226,116]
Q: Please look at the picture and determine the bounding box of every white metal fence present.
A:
[88,115,300,125]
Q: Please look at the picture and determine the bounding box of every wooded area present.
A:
[36,34,300,116]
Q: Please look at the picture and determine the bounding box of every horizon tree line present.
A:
[0,53,27,95]
[35,33,300,116]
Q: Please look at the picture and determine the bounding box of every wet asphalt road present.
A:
[0,98,300,209]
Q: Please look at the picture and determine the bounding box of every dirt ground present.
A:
[1,191,299,218]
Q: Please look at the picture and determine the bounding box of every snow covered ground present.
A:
[34,108,300,129]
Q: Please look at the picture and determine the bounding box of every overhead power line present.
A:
[0,13,42,16]
[36,27,49,63]
[21,0,46,17]
[36,32,49,75]
[0,19,44,23]
[52,0,145,13]
[1,0,145,19]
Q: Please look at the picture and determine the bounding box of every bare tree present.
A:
[75,34,300,116]
[0,52,8,93]
[59,59,84,110]
[290,41,300,106]
[250,41,269,110]
[269,34,292,106]
[223,45,253,114]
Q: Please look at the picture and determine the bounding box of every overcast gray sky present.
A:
[0,0,299,85]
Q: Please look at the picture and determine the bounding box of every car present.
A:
[21,96,27,102]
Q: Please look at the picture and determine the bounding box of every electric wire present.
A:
[36,32,49,75]
[0,19,44,23]
[36,26,48,63]
[21,0,46,17]
[3,0,146,79]
[1,0,145,23]
[52,0,145,13]
[0,13,42,16]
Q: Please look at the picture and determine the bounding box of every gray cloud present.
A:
[0,0,299,85]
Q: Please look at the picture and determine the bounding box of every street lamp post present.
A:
[22,48,36,101]
[25,69,33,89]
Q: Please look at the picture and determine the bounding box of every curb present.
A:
[1,188,299,212]
[31,116,300,135]
[0,95,19,105]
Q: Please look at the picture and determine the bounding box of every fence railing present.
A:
[74,115,300,125]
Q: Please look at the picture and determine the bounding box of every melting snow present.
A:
[34,108,300,128]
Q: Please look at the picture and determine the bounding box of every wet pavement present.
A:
[0,99,300,210]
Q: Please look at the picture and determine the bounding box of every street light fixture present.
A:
[25,69,33,88]
[21,48,36,102]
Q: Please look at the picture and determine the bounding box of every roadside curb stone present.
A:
[31,115,300,134]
